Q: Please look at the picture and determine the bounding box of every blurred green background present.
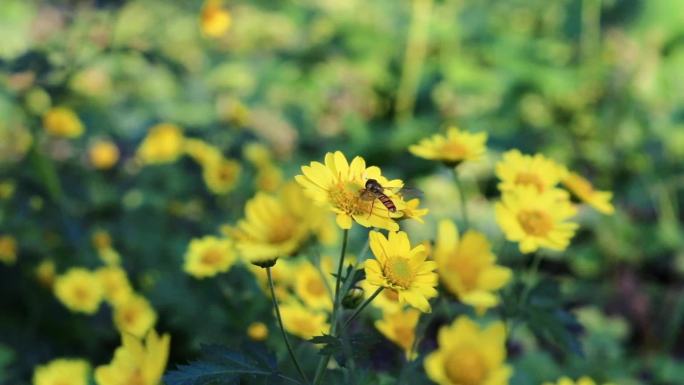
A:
[1,0,683,384]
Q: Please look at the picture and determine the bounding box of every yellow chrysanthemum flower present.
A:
[113,294,157,338]
[183,138,222,167]
[562,172,614,215]
[543,376,614,385]
[54,268,104,314]
[360,279,403,314]
[36,259,56,288]
[0,234,17,265]
[375,308,420,360]
[280,302,330,340]
[434,220,511,313]
[424,316,512,385]
[496,149,568,193]
[33,358,89,385]
[202,157,241,195]
[88,140,120,170]
[42,107,84,138]
[183,236,237,278]
[137,123,184,165]
[364,231,438,313]
[243,142,273,168]
[200,0,231,37]
[247,322,269,341]
[400,198,429,223]
[294,261,332,311]
[231,183,324,266]
[96,266,133,306]
[295,151,405,231]
[495,185,578,254]
[255,164,284,192]
[409,127,487,165]
[95,329,170,385]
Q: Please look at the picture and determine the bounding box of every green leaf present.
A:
[164,343,284,385]
[310,334,343,356]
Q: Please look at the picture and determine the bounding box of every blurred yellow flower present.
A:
[200,0,231,37]
[375,308,420,360]
[96,266,133,306]
[243,142,273,168]
[256,164,284,192]
[33,358,89,385]
[183,236,237,278]
[183,138,222,166]
[0,235,17,265]
[88,140,120,170]
[399,198,429,223]
[361,279,403,314]
[92,230,112,250]
[364,231,438,313]
[42,107,84,138]
[495,186,578,254]
[202,157,241,194]
[409,127,487,166]
[294,261,332,311]
[280,302,330,340]
[247,322,269,341]
[95,329,170,385]
[295,151,404,231]
[113,294,157,338]
[54,268,104,314]
[424,316,512,385]
[0,180,16,200]
[496,149,568,193]
[231,183,326,266]
[434,220,511,313]
[543,377,615,385]
[562,172,614,215]
[36,259,56,288]
[137,123,184,165]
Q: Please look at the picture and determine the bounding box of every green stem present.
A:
[508,252,544,338]
[267,267,309,384]
[452,168,469,229]
[312,229,349,385]
[341,287,383,331]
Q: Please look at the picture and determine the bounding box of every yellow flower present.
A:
[202,157,241,194]
[364,231,438,313]
[231,184,321,266]
[137,123,184,165]
[495,186,578,254]
[0,234,17,265]
[89,140,120,170]
[294,261,332,311]
[200,0,231,37]
[562,172,614,215]
[54,268,104,314]
[434,220,511,313]
[409,127,487,165]
[295,151,405,231]
[96,266,133,306]
[400,198,429,223]
[183,138,222,166]
[243,142,273,168]
[360,279,403,314]
[424,316,512,385]
[183,236,237,278]
[36,259,56,288]
[33,358,89,385]
[113,294,157,338]
[543,377,614,385]
[256,165,284,192]
[0,179,16,200]
[375,308,420,360]
[247,322,269,341]
[496,149,568,193]
[43,107,84,138]
[92,230,112,250]
[280,302,330,340]
[95,329,170,385]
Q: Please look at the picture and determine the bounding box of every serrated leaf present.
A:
[164,343,281,385]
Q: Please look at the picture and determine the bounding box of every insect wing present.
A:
[387,185,423,200]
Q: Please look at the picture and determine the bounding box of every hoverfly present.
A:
[359,179,422,215]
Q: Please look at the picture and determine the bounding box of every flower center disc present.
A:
[201,249,223,266]
[383,257,413,289]
[514,172,544,192]
[517,209,553,237]
[306,277,326,296]
[445,349,487,385]
[328,182,370,215]
[441,142,467,159]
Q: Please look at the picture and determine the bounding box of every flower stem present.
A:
[507,252,544,338]
[452,168,469,229]
[267,267,309,385]
[312,228,349,385]
[341,287,383,331]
